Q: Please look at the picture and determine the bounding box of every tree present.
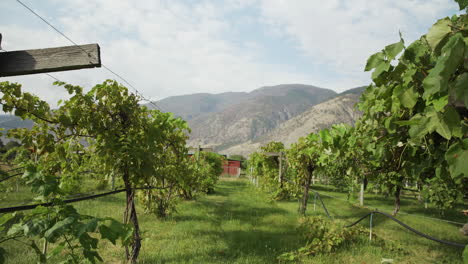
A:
[0,80,191,263]
[357,2,467,213]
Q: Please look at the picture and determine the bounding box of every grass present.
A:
[1,178,467,263]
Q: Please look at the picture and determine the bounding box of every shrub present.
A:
[278,216,367,262]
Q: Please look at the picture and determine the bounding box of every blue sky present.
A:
[0,0,462,106]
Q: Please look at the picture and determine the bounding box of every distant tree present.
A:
[229,154,245,160]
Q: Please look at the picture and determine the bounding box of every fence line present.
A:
[344,210,466,248]
[0,185,171,214]
[309,189,467,249]
[247,179,467,248]
[316,190,465,226]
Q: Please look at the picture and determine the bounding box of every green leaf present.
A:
[394,85,418,109]
[426,18,452,51]
[7,223,24,236]
[454,72,468,107]
[455,0,468,10]
[423,34,465,100]
[442,107,462,138]
[74,218,98,238]
[319,129,332,144]
[372,61,391,79]
[83,250,103,264]
[98,220,127,245]
[365,52,385,71]
[432,95,448,111]
[79,233,99,250]
[445,139,468,179]
[434,114,451,140]
[384,117,397,133]
[403,40,429,64]
[394,119,420,126]
[385,40,405,61]
[45,217,75,242]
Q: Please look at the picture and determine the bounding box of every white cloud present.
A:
[256,0,459,90]
[1,0,461,106]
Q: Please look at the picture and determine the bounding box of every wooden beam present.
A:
[0,44,101,77]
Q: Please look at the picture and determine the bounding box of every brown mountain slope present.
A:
[187,84,337,149]
[151,92,250,121]
[221,94,362,156]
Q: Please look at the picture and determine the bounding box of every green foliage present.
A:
[278,216,367,262]
[251,0,467,217]
[248,142,294,200]
[0,79,194,262]
[357,9,468,211]
[0,163,132,264]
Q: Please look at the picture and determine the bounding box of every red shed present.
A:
[222,159,242,177]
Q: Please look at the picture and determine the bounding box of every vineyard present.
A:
[1,0,468,263]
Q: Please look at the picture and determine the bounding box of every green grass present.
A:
[1,178,467,263]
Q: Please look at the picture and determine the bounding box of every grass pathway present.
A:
[137,178,302,263]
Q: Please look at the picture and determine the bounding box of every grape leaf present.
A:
[365,52,385,71]
[432,95,448,111]
[426,18,452,51]
[45,217,75,242]
[445,139,468,179]
[423,34,465,100]
[394,85,418,109]
[455,0,468,10]
[442,107,462,138]
[385,40,405,61]
[454,72,468,107]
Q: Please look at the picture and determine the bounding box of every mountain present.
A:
[338,86,366,96]
[221,93,363,156]
[185,84,337,149]
[150,92,250,121]
[0,115,33,143]
[0,84,365,156]
[0,115,33,130]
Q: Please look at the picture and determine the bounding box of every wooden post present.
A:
[359,180,364,206]
[278,152,282,183]
[0,44,101,77]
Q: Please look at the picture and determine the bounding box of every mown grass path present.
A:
[136,178,302,263]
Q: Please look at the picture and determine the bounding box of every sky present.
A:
[0,0,462,106]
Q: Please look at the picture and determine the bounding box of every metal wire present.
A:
[344,210,466,248]
[0,185,171,213]
[15,0,164,111]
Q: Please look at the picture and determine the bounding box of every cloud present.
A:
[255,0,459,90]
[1,0,461,106]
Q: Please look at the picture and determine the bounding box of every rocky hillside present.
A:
[0,84,364,155]
[185,84,337,149]
[152,92,250,121]
[221,93,362,156]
